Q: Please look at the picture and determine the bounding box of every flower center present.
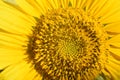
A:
[27,8,108,80]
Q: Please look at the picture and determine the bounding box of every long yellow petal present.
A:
[108,47,120,60]
[15,0,40,17]
[106,65,119,80]
[0,32,27,46]
[36,0,51,14]
[105,22,120,33]
[46,0,59,9]
[100,11,120,23]
[109,56,120,66]
[106,56,120,80]
[0,48,26,69]
[88,0,109,17]
[26,0,44,15]
[0,0,35,24]
[0,2,35,35]
[81,0,93,11]
[0,61,40,80]
[76,0,82,8]
[70,0,76,8]
[107,34,120,43]
[0,18,31,35]
[98,0,120,23]
[23,67,42,80]
[46,0,70,9]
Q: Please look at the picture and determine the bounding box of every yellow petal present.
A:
[3,0,16,5]
[0,48,26,69]
[102,69,111,79]
[108,56,120,69]
[23,67,42,80]
[61,0,70,8]
[81,0,93,11]
[100,10,120,23]
[106,56,120,80]
[109,42,120,49]
[32,75,42,80]
[76,0,94,9]
[26,0,44,15]
[107,34,120,44]
[109,56,120,66]
[70,0,76,8]
[0,1,35,35]
[35,0,51,14]
[15,0,40,17]
[45,0,59,9]
[0,41,24,50]
[0,32,27,46]
[47,0,70,9]
[75,0,94,11]
[87,0,120,24]
[98,0,120,23]
[108,47,120,60]
[0,0,35,24]
[75,0,82,8]
[106,65,119,80]
[88,0,109,17]
[0,61,40,80]
[105,22,120,33]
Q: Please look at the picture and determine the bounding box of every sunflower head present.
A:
[26,8,109,80]
[0,0,120,80]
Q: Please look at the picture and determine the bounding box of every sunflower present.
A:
[0,0,120,80]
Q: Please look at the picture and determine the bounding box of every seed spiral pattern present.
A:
[27,8,108,80]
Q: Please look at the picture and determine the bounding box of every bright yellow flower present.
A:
[0,0,120,80]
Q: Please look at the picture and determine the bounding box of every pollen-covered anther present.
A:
[27,8,108,80]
